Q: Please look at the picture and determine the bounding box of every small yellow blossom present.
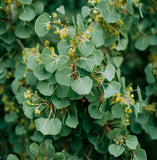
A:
[23,56,26,63]
[36,57,41,62]
[26,100,32,106]
[125,119,129,123]
[46,23,51,30]
[114,30,119,35]
[57,19,62,25]
[129,109,133,113]
[25,67,29,72]
[95,14,103,22]
[44,40,50,46]
[129,86,133,92]
[7,0,11,4]
[85,35,90,39]
[49,47,55,56]
[120,97,127,104]
[70,40,75,46]
[93,10,98,14]
[17,2,21,7]
[97,77,102,84]
[111,43,117,49]
[35,108,41,114]
[87,18,92,23]
[131,94,134,98]
[52,13,57,18]
[125,107,129,113]
[23,51,28,56]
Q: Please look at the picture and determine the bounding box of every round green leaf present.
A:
[19,5,36,21]
[103,81,121,98]
[37,81,54,96]
[65,105,78,128]
[0,21,9,35]
[57,39,70,55]
[18,0,32,4]
[135,37,149,51]
[71,76,93,95]
[0,60,5,74]
[108,144,125,157]
[76,54,96,72]
[33,63,52,81]
[98,1,121,23]
[102,63,115,81]
[81,6,90,18]
[35,118,62,135]
[15,24,33,39]
[35,13,51,37]
[78,41,95,57]
[111,103,124,118]
[40,139,55,157]
[144,63,156,84]
[88,103,104,119]
[133,149,147,160]
[5,111,18,123]
[148,126,157,140]
[55,68,72,87]
[23,101,35,119]
[0,29,16,44]
[56,85,69,98]
[56,5,65,15]
[53,152,65,160]
[7,154,19,160]
[91,23,104,47]
[15,124,25,136]
[35,1,44,15]
[126,135,138,150]
[51,96,70,109]
[0,69,7,79]
[29,143,39,156]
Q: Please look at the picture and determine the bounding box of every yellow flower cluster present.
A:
[6,71,12,79]
[26,100,32,106]
[0,85,4,94]
[112,93,126,104]
[111,86,135,126]
[54,27,68,39]
[112,87,135,105]
[6,0,11,4]
[24,90,31,99]
[68,46,76,56]
[2,95,19,113]
[22,51,28,63]
[133,0,139,7]
[88,0,100,5]
[35,108,41,114]
[124,106,133,125]
[143,104,156,113]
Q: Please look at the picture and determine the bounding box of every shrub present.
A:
[0,0,157,160]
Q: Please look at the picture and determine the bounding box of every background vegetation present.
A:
[0,0,157,159]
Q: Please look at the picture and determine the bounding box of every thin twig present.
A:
[16,39,25,50]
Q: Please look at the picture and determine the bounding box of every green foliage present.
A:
[0,0,157,159]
